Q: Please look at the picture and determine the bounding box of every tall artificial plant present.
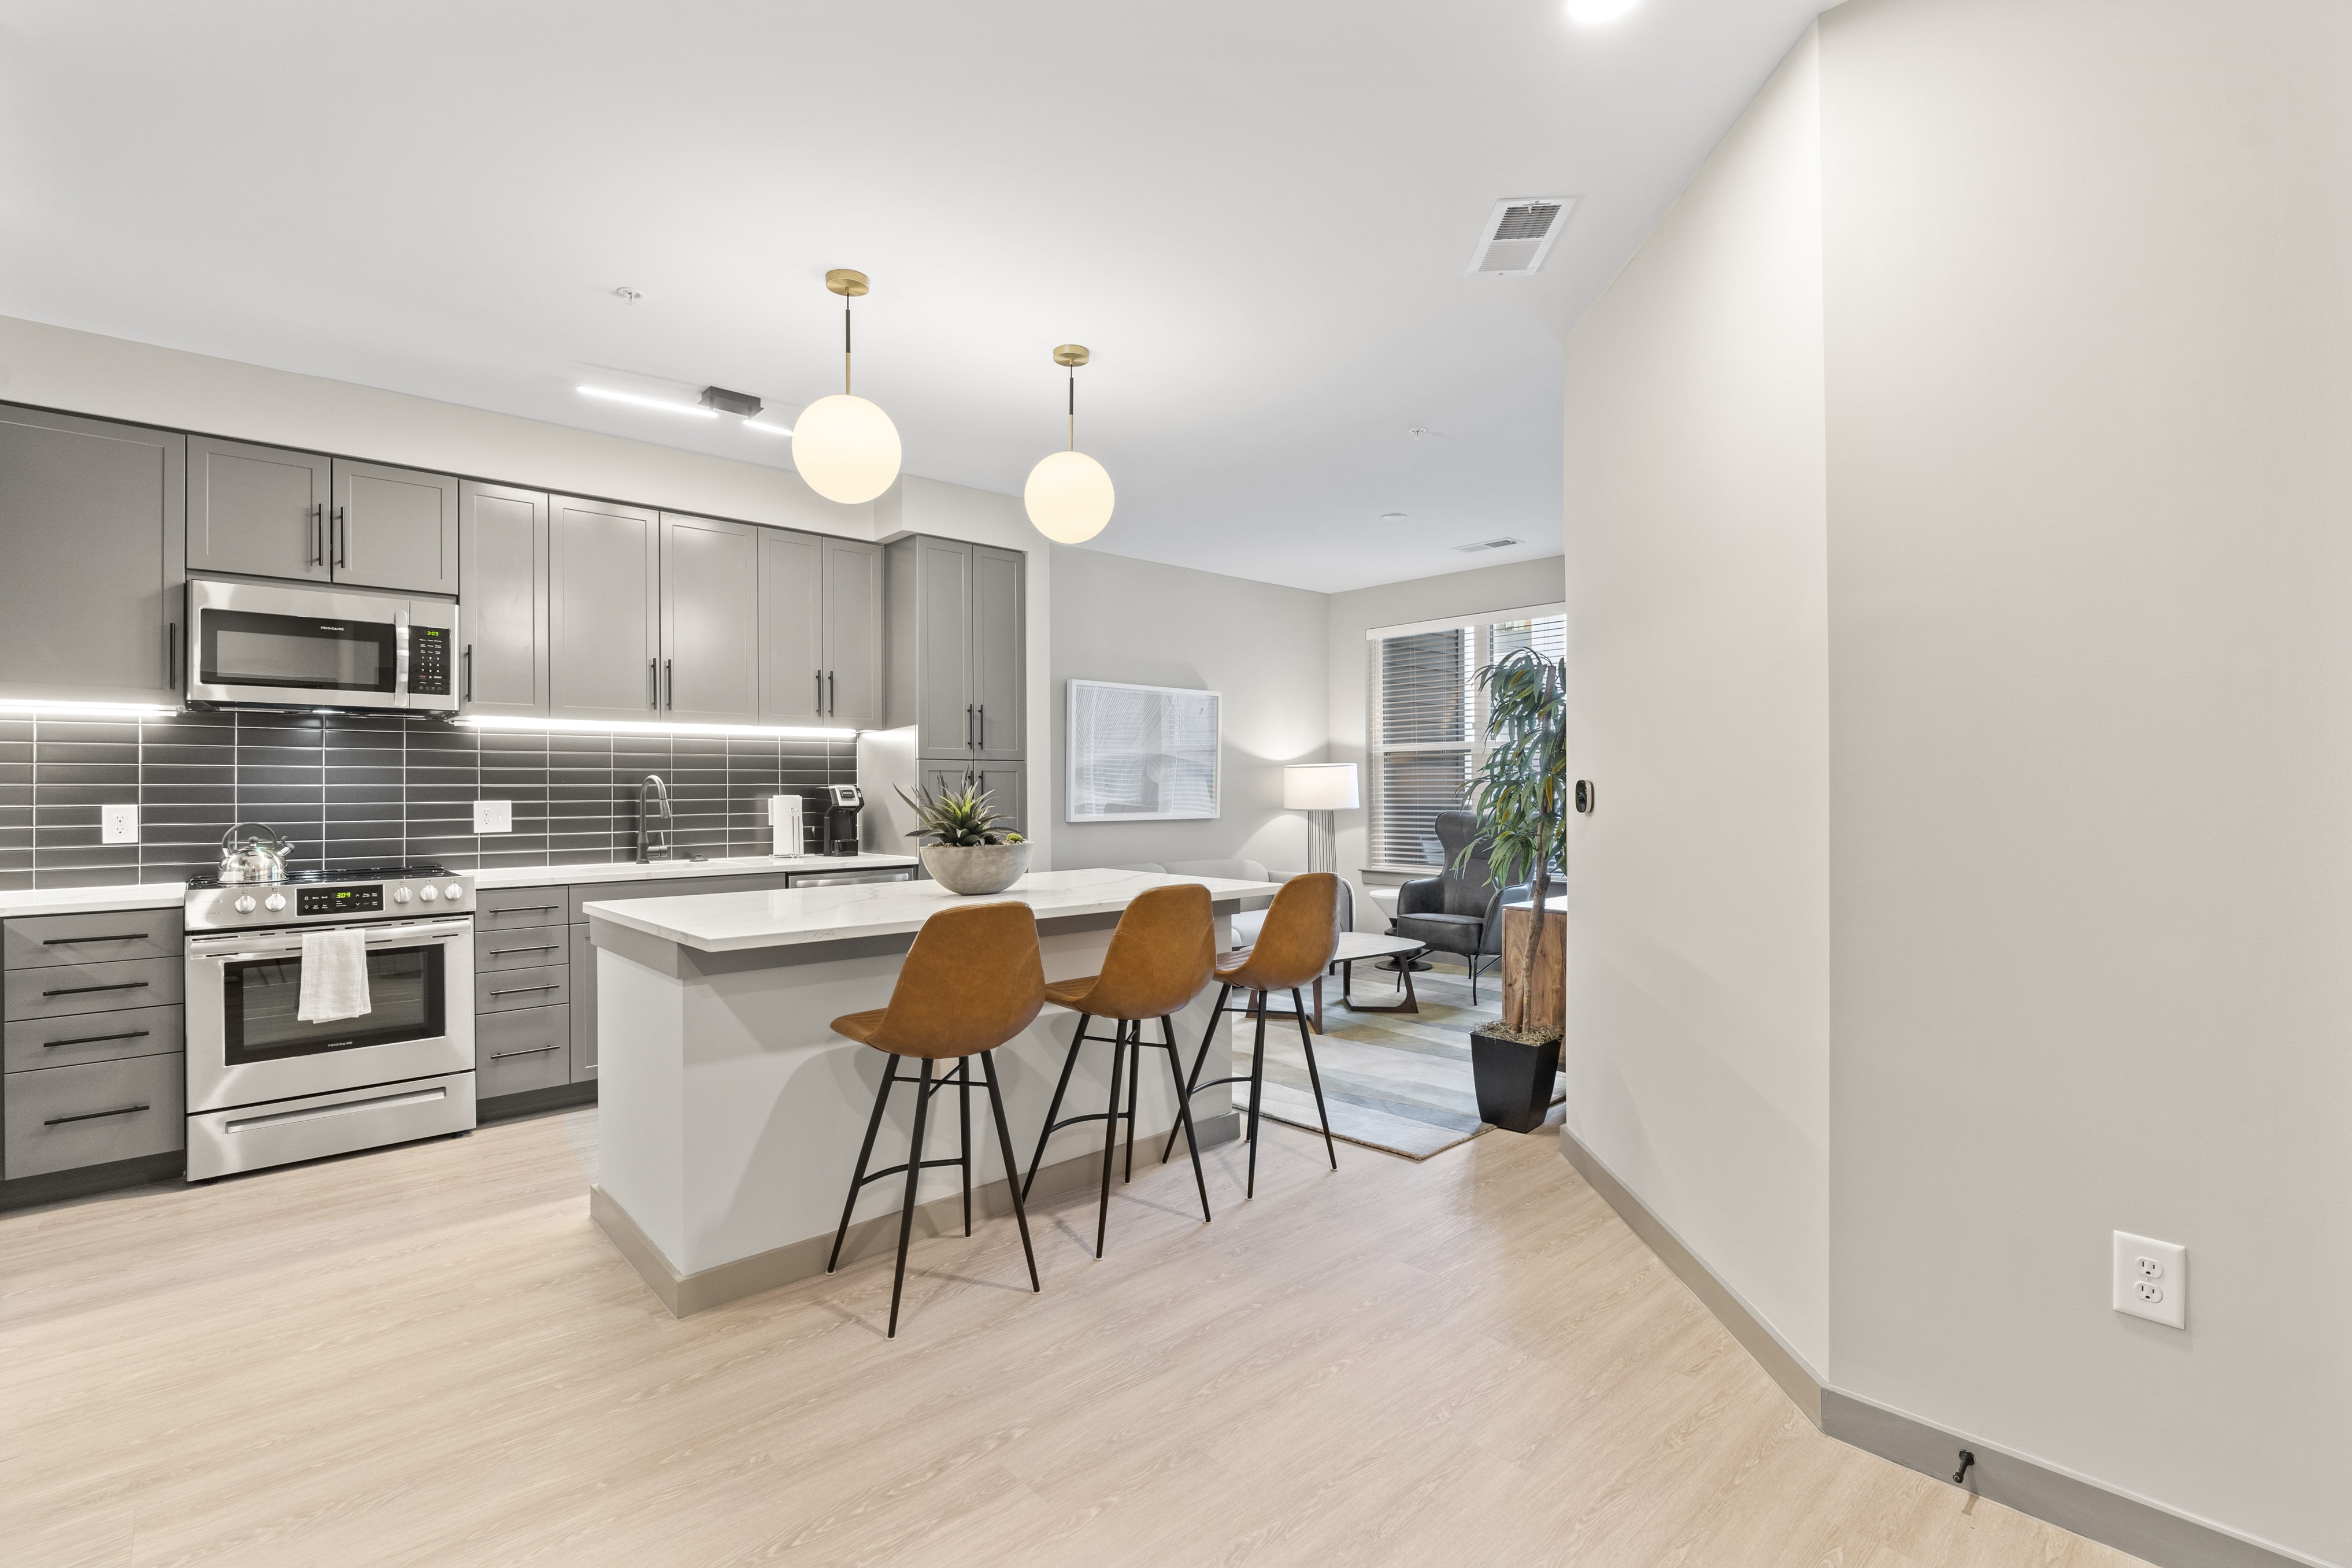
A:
[1457,645,1566,1039]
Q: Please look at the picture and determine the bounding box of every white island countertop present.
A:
[583,866,1283,954]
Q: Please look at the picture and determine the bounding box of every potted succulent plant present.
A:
[1458,644,1567,1133]
[898,780,1031,896]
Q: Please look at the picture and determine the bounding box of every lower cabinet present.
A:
[920,755,1026,836]
[569,923,597,1082]
[477,1005,573,1099]
[3,1047,184,1181]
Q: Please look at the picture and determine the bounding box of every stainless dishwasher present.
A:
[787,867,917,889]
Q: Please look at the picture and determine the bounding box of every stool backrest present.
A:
[870,902,1046,1059]
[1226,872,1344,991]
[1086,882,1216,1020]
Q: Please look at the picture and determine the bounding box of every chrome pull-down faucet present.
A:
[636,774,677,863]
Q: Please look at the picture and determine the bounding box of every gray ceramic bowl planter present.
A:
[920,841,1032,896]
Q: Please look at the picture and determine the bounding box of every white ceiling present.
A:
[0,0,1822,592]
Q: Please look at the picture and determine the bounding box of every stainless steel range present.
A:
[183,863,477,1181]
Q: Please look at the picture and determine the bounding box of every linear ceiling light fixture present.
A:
[455,714,856,741]
[791,269,902,505]
[1025,344,1114,544]
[742,420,794,437]
[577,385,718,418]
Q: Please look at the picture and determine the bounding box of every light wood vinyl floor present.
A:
[0,1102,2142,1567]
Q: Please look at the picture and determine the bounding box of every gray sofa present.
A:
[1112,859,1351,949]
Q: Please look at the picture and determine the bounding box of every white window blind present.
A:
[1366,609,1564,868]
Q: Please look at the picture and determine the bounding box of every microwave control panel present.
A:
[409,626,451,696]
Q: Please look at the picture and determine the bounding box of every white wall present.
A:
[1049,546,1329,872]
[1820,2,2351,1560]
[1558,31,1831,1379]
[1327,555,1568,926]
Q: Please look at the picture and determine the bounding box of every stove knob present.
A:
[443,883,464,902]
[418,885,439,903]
[233,895,257,914]
[263,894,287,913]
[392,886,412,904]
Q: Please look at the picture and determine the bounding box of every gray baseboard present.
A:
[1555,1129,2320,1568]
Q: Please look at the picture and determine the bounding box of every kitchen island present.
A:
[583,866,1283,1315]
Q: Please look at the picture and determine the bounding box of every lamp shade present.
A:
[1025,448,1114,543]
[791,393,902,505]
[1283,762,1360,811]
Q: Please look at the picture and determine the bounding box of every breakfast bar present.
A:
[583,867,1283,1314]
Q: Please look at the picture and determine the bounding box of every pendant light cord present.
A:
[843,301,853,396]
[1068,368,1076,450]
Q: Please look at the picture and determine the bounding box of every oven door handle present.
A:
[187,919,475,961]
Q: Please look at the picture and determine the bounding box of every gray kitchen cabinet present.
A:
[0,406,186,706]
[659,513,761,725]
[921,756,1025,835]
[971,545,1024,761]
[823,536,885,729]
[757,528,825,726]
[333,459,458,596]
[477,1006,572,1098]
[458,481,549,718]
[549,496,661,722]
[569,922,597,1081]
[476,963,570,1015]
[186,435,330,583]
[4,1053,186,1181]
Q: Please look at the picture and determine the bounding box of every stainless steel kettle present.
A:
[217,822,295,884]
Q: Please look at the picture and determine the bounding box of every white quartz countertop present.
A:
[584,867,1287,954]
[0,854,922,919]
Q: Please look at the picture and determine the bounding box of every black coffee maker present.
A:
[822,784,864,856]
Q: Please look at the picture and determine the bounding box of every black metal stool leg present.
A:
[1162,983,1231,1163]
[1292,988,1339,1170]
[887,1058,935,1338]
[1121,1020,1142,1184]
[1245,994,1268,1200]
[1023,1018,1088,1202]
[958,1058,973,1237]
[978,1049,1040,1292]
[1161,1015,1212,1222]
[1094,1018,1127,1258]
[829,1055,897,1274]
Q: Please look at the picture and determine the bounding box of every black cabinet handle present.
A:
[488,983,561,996]
[43,933,150,946]
[45,1104,149,1127]
[977,703,985,748]
[966,704,974,746]
[335,505,348,567]
[491,1044,562,1061]
[650,659,658,709]
[310,502,324,566]
[40,981,151,998]
[168,621,177,688]
[816,670,824,712]
[496,904,560,914]
[666,658,675,711]
[828,670,835,714]
[42,1029,151,1050]
[490,944,560,955]
[463,644,473,703]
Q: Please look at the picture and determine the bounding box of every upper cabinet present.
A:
[821,537,884,729]
[188,437,456,595]
[886,535,1026,759]
[457,481,549,718]
[755,531,883,730]
[0,407,186,706]
[547,496,661,722]
[659,513,761,726]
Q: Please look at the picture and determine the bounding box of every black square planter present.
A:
[1471,1028,1562,1134]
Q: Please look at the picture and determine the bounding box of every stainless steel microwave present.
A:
[185,579,457,713]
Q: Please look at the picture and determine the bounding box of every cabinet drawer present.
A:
[5,907,183,969]
[4,957,184,1022]
[477,1004,572,1098]
[3,1053,186,1180]
[476,964,569,1014]
[5,1004,183,1073]
[475,887,571,932]
[476,929,569,972]
[569,924,597,1081]
[565,873,794,924]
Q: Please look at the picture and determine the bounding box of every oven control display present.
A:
[298,885,383,917]
[409,626,451,696]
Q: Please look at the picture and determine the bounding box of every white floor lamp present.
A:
[1283,763,1360,876]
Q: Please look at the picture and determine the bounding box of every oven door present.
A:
[184,918,475,1113]
[184,579,456,711]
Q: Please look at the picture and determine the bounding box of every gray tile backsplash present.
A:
[0,713,855,890]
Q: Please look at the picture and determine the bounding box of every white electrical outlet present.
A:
[472,799,513,834]
[101,804,139,844]
[2113,1230,2187,1329]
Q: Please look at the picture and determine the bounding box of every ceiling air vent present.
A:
[1466,197,1576,276]
[1452,536,1524,554]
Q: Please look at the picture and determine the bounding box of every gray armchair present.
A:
[1389,810,1527,1004]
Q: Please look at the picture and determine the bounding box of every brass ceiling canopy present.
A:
[825,269,870,298]
[1053,344,1090,368]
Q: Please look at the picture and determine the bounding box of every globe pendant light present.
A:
[791,269,902,505]
[1025,344,1114,543]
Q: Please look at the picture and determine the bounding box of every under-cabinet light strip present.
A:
[454,714,857,742]
[0,700,180,718]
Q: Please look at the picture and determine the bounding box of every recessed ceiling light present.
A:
[1380,513,1408,522]
[742,421,795,438]
[577,385,717,418]
[1566,0,1642,23]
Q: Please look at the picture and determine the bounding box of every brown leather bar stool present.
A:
[825,902,1046,1338]
[1021,883,1217,1257]
[1167,872,1344,1199]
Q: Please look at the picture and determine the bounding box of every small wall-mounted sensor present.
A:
[1574,780,1595,815]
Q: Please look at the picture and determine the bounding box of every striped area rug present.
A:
[1219,960,1564,1159]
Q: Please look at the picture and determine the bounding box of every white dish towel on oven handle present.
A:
[297,928,371,1022]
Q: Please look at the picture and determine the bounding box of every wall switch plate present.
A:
[2114,1230,2187,1329]
[101,804,139,844]
[473,800,513,834]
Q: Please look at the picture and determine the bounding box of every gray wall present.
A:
[1049,546,1329,871]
